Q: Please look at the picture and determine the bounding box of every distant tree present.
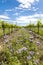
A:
[10,24,14,33]
[25,22,35,30]
[36,19,42,34]
[2,21,5,35]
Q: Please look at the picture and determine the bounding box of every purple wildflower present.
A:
[30,51,35,56]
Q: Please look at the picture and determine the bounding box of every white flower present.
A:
[4,39,8,43]
[27,55,32,60]
[36,41,40,46]
[16,47,27,53]
[33,59,39,64]
[29,36,34,39]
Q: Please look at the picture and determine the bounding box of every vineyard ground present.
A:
[0,28,43,65]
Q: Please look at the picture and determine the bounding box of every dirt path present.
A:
[0,29,20,51]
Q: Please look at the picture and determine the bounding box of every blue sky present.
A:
[0,0,43,25]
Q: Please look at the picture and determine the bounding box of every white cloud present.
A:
[17,0,39,8]
[16,16,37,24]
[15,13,43,25]
[13,12,19,16]
[36,0,39,2]
[32,7,39,11]
[0,15,10,19]
[5,9,14,12]
[5,9,12,12]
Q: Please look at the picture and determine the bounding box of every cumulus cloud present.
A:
[32,7,39,11]
[16,16,37,24]
[0,15,10,19]
[15,13,43,25]
[17,0,39,8]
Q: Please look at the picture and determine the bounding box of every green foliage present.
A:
[36,19,42,27]
[0,28,40,65]
[0,20,20,36]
